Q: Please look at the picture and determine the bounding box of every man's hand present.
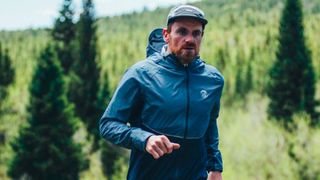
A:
[207,171,222,180]
[145,135,180,159]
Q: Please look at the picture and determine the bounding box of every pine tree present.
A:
[245,61,253,93]
[0,43,14,145]
[69,0,101,147]
[216,48,226,72]
[52,0,75,45]
[52,0,76,73]
[267,0,318,126]
[0,43,15,106]
[100,141,123,179]
[234,50,246,98]
[8,44,87,179]
[235,66,244,99]
[97,71,122,178]
[93,70,111,151]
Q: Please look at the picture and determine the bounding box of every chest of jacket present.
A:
[135,60,222,139]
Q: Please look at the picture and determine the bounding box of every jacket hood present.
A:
[146,28,165,58]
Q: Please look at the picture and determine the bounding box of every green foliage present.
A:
[0,44,15,150]
[8,44,87,179]
[96,71,110,114]
[267,0,319,126]
[234,66,244,98]
[55,43,77,74]
[234,50,254,100]
[69,0,101,148]
[52,0,75,45]
[221,94,299,179]
[100,141,123,179]
[0,43,14,103]
[245,61,253,92]
[52,0,76,73]
[221,94,320,180]
[0,29,49,179]
[287,113,320,180]
[0,0,320,179]
[96,71,123,179]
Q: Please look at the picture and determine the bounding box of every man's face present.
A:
[163,17,204,64]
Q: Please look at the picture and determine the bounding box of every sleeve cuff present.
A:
[131,128,154,152]
[207,165,223,172]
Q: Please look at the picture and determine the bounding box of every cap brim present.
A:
[167,16,208,26]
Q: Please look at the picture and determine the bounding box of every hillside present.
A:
[1,0,320,179]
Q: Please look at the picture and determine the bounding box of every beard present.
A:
[173,44,199,64]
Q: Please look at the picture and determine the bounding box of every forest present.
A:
[0,0,320,179]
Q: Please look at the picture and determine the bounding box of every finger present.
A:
[156,136,169,153]
[172,143,180,150]
[161,136,174,153]
[148,148,160,159]
[153,144,165,157]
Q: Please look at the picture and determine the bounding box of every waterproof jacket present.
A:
[99,29,224,180]
[100,50,224,179]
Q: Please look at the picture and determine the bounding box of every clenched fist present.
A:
[145,135,180,159]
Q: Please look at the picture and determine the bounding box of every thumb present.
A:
[172,143,180,150]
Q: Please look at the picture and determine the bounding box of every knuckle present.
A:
[155,141,162,146]
[160,136,166,141]
[151,144,157,148]
[146,146,152,151]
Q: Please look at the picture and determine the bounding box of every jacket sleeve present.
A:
[205,85,224,172]
[99,67,154,152]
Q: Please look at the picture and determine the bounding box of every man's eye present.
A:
[177,29,188,36]
[192,31,202,38]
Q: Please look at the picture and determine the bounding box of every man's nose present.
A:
[184,34,195,43]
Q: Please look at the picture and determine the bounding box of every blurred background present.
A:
[0,0,319,179]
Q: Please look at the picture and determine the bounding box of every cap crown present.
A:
[167,5,208,26]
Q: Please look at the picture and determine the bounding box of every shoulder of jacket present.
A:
[128,57,160,77]
[204,63,224,84]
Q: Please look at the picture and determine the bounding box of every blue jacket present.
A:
[100,36,224,179]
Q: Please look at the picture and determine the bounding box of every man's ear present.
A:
[163,28,169,43]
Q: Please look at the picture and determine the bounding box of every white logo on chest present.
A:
[200,90,208,99]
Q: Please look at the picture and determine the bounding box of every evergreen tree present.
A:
[96,71,111,142]
[235,66,244,98]
[70,0,101,147]
[0,43,15,106]
[52,0,76,73]
[52,0,75,45]
[97,71,122,178]
[0,43,14,145]
[234,50,246,98]
[8,44,87,179]
[100,141,122,179]
[267,0,318,126]
[245,61,253,93]
[216,48,226,72]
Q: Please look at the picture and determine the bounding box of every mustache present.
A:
[182,43,196,48]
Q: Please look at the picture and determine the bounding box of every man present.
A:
[100,4,224,180]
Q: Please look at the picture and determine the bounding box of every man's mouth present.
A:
[183,47,194,50]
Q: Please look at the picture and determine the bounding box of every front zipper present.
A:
[184,65,190,139]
